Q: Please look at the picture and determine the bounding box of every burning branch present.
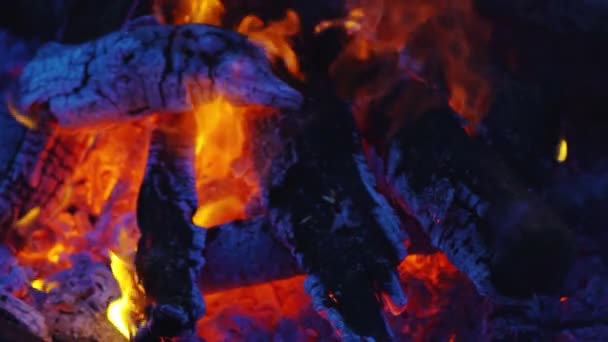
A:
[15,23,302,128]
[134,113,205,340]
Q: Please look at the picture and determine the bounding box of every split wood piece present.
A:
[0,109,90,245]
[16,23,302,128]
[135,113,205,341]
[41,256,124,341]
[369,107,574,299]
[0,290,50,342]
[199,216,301,293]
[268,89,407,341]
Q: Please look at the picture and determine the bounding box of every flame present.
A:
[322,1,493,130]
[186,0,225,25]
[556,138,568,163]
[14,206,41,230]
[156,0,225,25]
[107,251,142,339]
[237,10,304,80]
[192,97,258,227]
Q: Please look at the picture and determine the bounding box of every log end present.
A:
[487,200,575,298]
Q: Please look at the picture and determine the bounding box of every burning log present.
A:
[15,22,302,128]
[366,105,575,299]
[200,217,301,293]
[40,256,125,341]
[0,290,50,342]
[268,88,407,340]
[135,113,205,340]
[0,108,91,246]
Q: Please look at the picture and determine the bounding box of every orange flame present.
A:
[320,0,493,130]
[192,97,258,227]
[237,10,304,80]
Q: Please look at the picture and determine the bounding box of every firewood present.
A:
[16,23,302,128]
[0,108,90,245]
[369,106,575,299]
[0,290,50,342]
[200,217,301,293]
[135,113,205,340]
[41,256,125,341]
[267,87,407,341]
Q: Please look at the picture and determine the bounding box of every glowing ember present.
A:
[107,251,144,339]
[557,138,568,163]
[198,276,313,340]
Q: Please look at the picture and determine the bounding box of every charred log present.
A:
[0,109,90,246]
[135,113,205,340]
[200,217,301,293]
[268,87,407,341]
[0,290,50,342]
[41,256,125,341]
[369,106,574,299]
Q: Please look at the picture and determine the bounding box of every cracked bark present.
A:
[366,105,575,299]
[135,113,205,341]
[17,23,302,128]
[268,86,407,341]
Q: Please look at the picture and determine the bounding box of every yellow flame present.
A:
[185,0,225,25]
[31,279,45,291]
[107,251,139,339]
[14,206,41,229]
[237,10,304,80]
[31,278,59,292]
[557,138,568,163]
[6,93,38,129]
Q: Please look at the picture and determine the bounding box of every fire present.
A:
[556,138,568,163]
[198,276,311,340]
[184,0,225,25]
[193,97,256,227]
[155,0,225,25]
[107,251,142,339]
[320,0,493,130]
[237,10,304,80]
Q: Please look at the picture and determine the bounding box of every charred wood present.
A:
[268,88,407,341]
[0,290,50,342]
[200,217,301,293]
[369,106,574,299]
[0,110,90,247]
[40,256,125,341]
[15,23,302,128]
[135,113,205,340]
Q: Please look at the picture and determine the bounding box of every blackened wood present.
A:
[135,113,205,340]
[42,256,125,341]
[0,291,50,342]
[268,85,406,341]
[378,107,574,298]
[199,217,301,293]
[0,109,90,246]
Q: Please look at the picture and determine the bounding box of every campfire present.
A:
[1,0,607,341]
